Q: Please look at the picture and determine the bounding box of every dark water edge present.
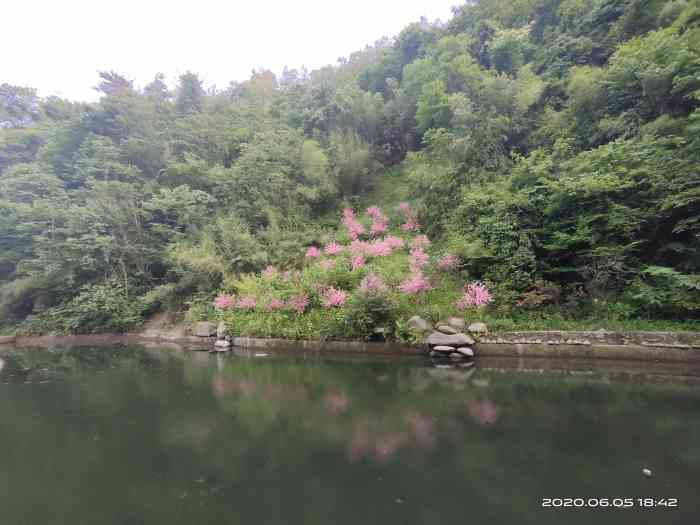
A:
[1,343,699,524]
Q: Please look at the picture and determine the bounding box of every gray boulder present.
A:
[433,345,456,352]
[446,317,466,331]
[437,324,458,335]
[194,321,216,337]
[214,339,231,350]
[216,321,227,339]
[468,322,488,335]
[456,347,475,357]
[408,315,432,332]
[426,332,475,346]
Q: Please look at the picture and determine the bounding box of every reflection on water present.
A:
[1,344,699,524]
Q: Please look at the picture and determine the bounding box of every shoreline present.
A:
[3,329,700,363]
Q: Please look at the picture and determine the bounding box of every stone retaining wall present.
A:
[5,330,700,363]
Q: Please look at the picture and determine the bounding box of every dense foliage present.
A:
[1,0,699,335]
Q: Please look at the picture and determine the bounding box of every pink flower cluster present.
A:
[384,236,405,249]
[351,237,403,258]
[411,235,431,249]
[320,259,335,270]
[213,294,235,310]
[324,242,343,256]
[367,206,388,236]
[399,273,432,294]
[287,294,310,313]
[342,208,365,240]
[455,282,493,309]
[264,295,309,313]
[236,296,257,310]
[397,202,419,231]
[351,255,365,270]
[437,254,459,270]
[265,298,285,312]
[322,287,348,308]
[359,272,387,294]
[262,265,277,280]
[306,246,321,258]
[409,247,429,273]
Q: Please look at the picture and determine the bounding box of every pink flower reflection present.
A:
[324,391,350,414]
[468,399,499,425]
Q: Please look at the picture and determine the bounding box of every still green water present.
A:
[0,343,699,524]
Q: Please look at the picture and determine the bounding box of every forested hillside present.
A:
[1,0,699,335]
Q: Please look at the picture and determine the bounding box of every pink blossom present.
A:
[401,218,419,231]
[411,235,431,249]
[287,294,309,313]
[350,240,370,255]
[366,206,383,220]
[262,265,277,280]
[409,247,429,273]
[366,206,389,236]
[351,255,365,270]
[236,296,257,310]
[322,287,348,308]
[384,236,405,249]
[399,273,432,294]
[456,282,493,309]
[342,208,365,240]
[370,220,388,236]
[320,259,335,270]
[438,254,459,270]
[213,294,235,310]
[397,202,411,212]
[367,239,392,257]
[306,246,321,258]
[359,273,387,294]
[265,298,285,312]
[324,242,343,256]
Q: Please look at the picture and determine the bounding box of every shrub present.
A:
[33,281,146,334]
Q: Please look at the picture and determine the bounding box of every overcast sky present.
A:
[3,0,458,102]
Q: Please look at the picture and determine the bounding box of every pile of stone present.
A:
[427,323,475,360]
[192,321,231,351]
[213,321,231,351]
[407,315,488,361]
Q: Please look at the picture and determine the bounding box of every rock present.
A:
[456,347,475,357]
[216,321,227,339]
[426,332,475,347]
[214,339,231,349]
[437,324,458,335]
[449,352,463,359]
[433,345,456,352]
[408,315,431,332]
[194,321,216,337]
[642,468,652,478]
[467,322,488,335]
[446,317,466,331]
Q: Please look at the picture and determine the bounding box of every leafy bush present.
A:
[27,281,146,334]
[627,266,700,317]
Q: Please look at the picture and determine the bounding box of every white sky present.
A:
[2,0,458,102]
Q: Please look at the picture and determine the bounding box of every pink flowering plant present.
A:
[437,254,459,271]
[324,242,343,256]
[205,206,495,341]
[322,287,348,308]
[213,294,235,310]
[455,282,493,310]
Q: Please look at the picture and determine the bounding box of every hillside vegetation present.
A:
[1,0,699,336]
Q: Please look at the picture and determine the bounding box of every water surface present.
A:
[1,343,699,524]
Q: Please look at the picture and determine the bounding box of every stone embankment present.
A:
[4,320,699,363]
